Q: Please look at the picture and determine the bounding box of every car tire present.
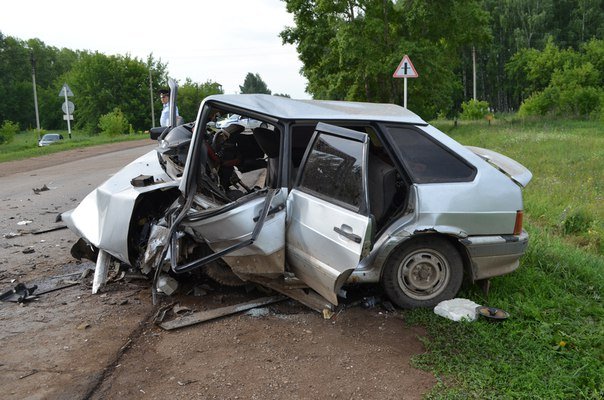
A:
[381,236,463,309]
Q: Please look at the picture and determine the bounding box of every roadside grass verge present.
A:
[0,129,149,163]
[408,222,603,399]
[412,118,604,398]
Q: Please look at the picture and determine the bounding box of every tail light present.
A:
[513,210,523,235]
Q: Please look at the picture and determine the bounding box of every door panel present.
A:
[286,123,371,305]
[184,189,286,277]
[287,190,371,304]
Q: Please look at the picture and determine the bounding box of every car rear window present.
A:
[381,125,476,183]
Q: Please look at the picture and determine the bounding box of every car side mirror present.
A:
[150,127,165,140]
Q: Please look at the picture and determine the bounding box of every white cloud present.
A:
[0,0,309,98]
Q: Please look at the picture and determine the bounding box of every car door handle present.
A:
[333,226,362,243]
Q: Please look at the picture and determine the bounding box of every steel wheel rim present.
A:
[397,248,450,300]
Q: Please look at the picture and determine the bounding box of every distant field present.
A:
[0,129,149,163]
[418,117,603,399]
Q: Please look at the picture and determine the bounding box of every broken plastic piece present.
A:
[476,306,509,321]
[434,298,481,322]
[0,283,38,303]
[92,249,111,294]
[130,174,155,187]
[157,274,179,295]
[33,184,50,194]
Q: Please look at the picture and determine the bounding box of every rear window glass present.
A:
[382,125,475,183]
[299,134,364,210]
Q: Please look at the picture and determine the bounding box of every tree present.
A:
[177,78,223,122]
[0,32,81,130]
[63,52,167,132]
[239,73,271,94]
[281,0,490,118]
[517,39,604,117]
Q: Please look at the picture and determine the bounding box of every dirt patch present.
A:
[92,299,434,400]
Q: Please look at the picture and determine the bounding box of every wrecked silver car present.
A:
[62,83,532,311]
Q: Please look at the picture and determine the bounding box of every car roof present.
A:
[204,94,426,125]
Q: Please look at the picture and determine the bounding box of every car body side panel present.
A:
[61,150,178,263]
[350,162,527,283]
[412,144,525,235]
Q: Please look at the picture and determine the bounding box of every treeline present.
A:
[0,32,223,132]
[282,0,604,119]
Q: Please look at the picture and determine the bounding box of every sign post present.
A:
[59,83,74,138]
[392,55,419,109]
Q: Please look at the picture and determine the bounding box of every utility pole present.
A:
[149,68,156,127]
[472,46,477,100]
[30,52,41,141]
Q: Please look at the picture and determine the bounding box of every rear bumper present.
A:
[460,230,529,280]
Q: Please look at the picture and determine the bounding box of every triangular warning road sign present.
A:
[393,55,418,78]
[58,83,74,97]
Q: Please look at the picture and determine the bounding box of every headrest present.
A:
[252,127,280,158]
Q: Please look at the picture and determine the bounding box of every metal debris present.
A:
[0,283,38,303]
[159,295,286,330]
[172,304,192,315]
[33,184,50,194]
[32,225,68,235]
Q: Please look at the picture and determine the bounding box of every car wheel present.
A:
[381,237,463,308]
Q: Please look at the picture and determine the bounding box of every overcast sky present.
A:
[0,0,310,98]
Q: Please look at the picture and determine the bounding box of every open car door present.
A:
[286,123,372,305]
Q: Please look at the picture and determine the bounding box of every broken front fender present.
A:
[62,150,180,264]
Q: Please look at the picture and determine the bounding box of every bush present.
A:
[0,120,19,145]
[460,99,490,120]
[561,208,593,235]
[98,108,129,136]
[518,88,559,116]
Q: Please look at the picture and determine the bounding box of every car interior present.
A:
[156,108,409,235]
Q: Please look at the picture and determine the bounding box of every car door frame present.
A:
[285,122,372,304]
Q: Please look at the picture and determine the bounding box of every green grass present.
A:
[0,128,149,163]
[412,117,604,399]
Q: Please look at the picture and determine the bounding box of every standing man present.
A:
[159,89,179,127]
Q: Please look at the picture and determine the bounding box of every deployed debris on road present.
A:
[0,265,92,305]
[158,295,286,330]
[0,283,38,303]
[32,184,50,194]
